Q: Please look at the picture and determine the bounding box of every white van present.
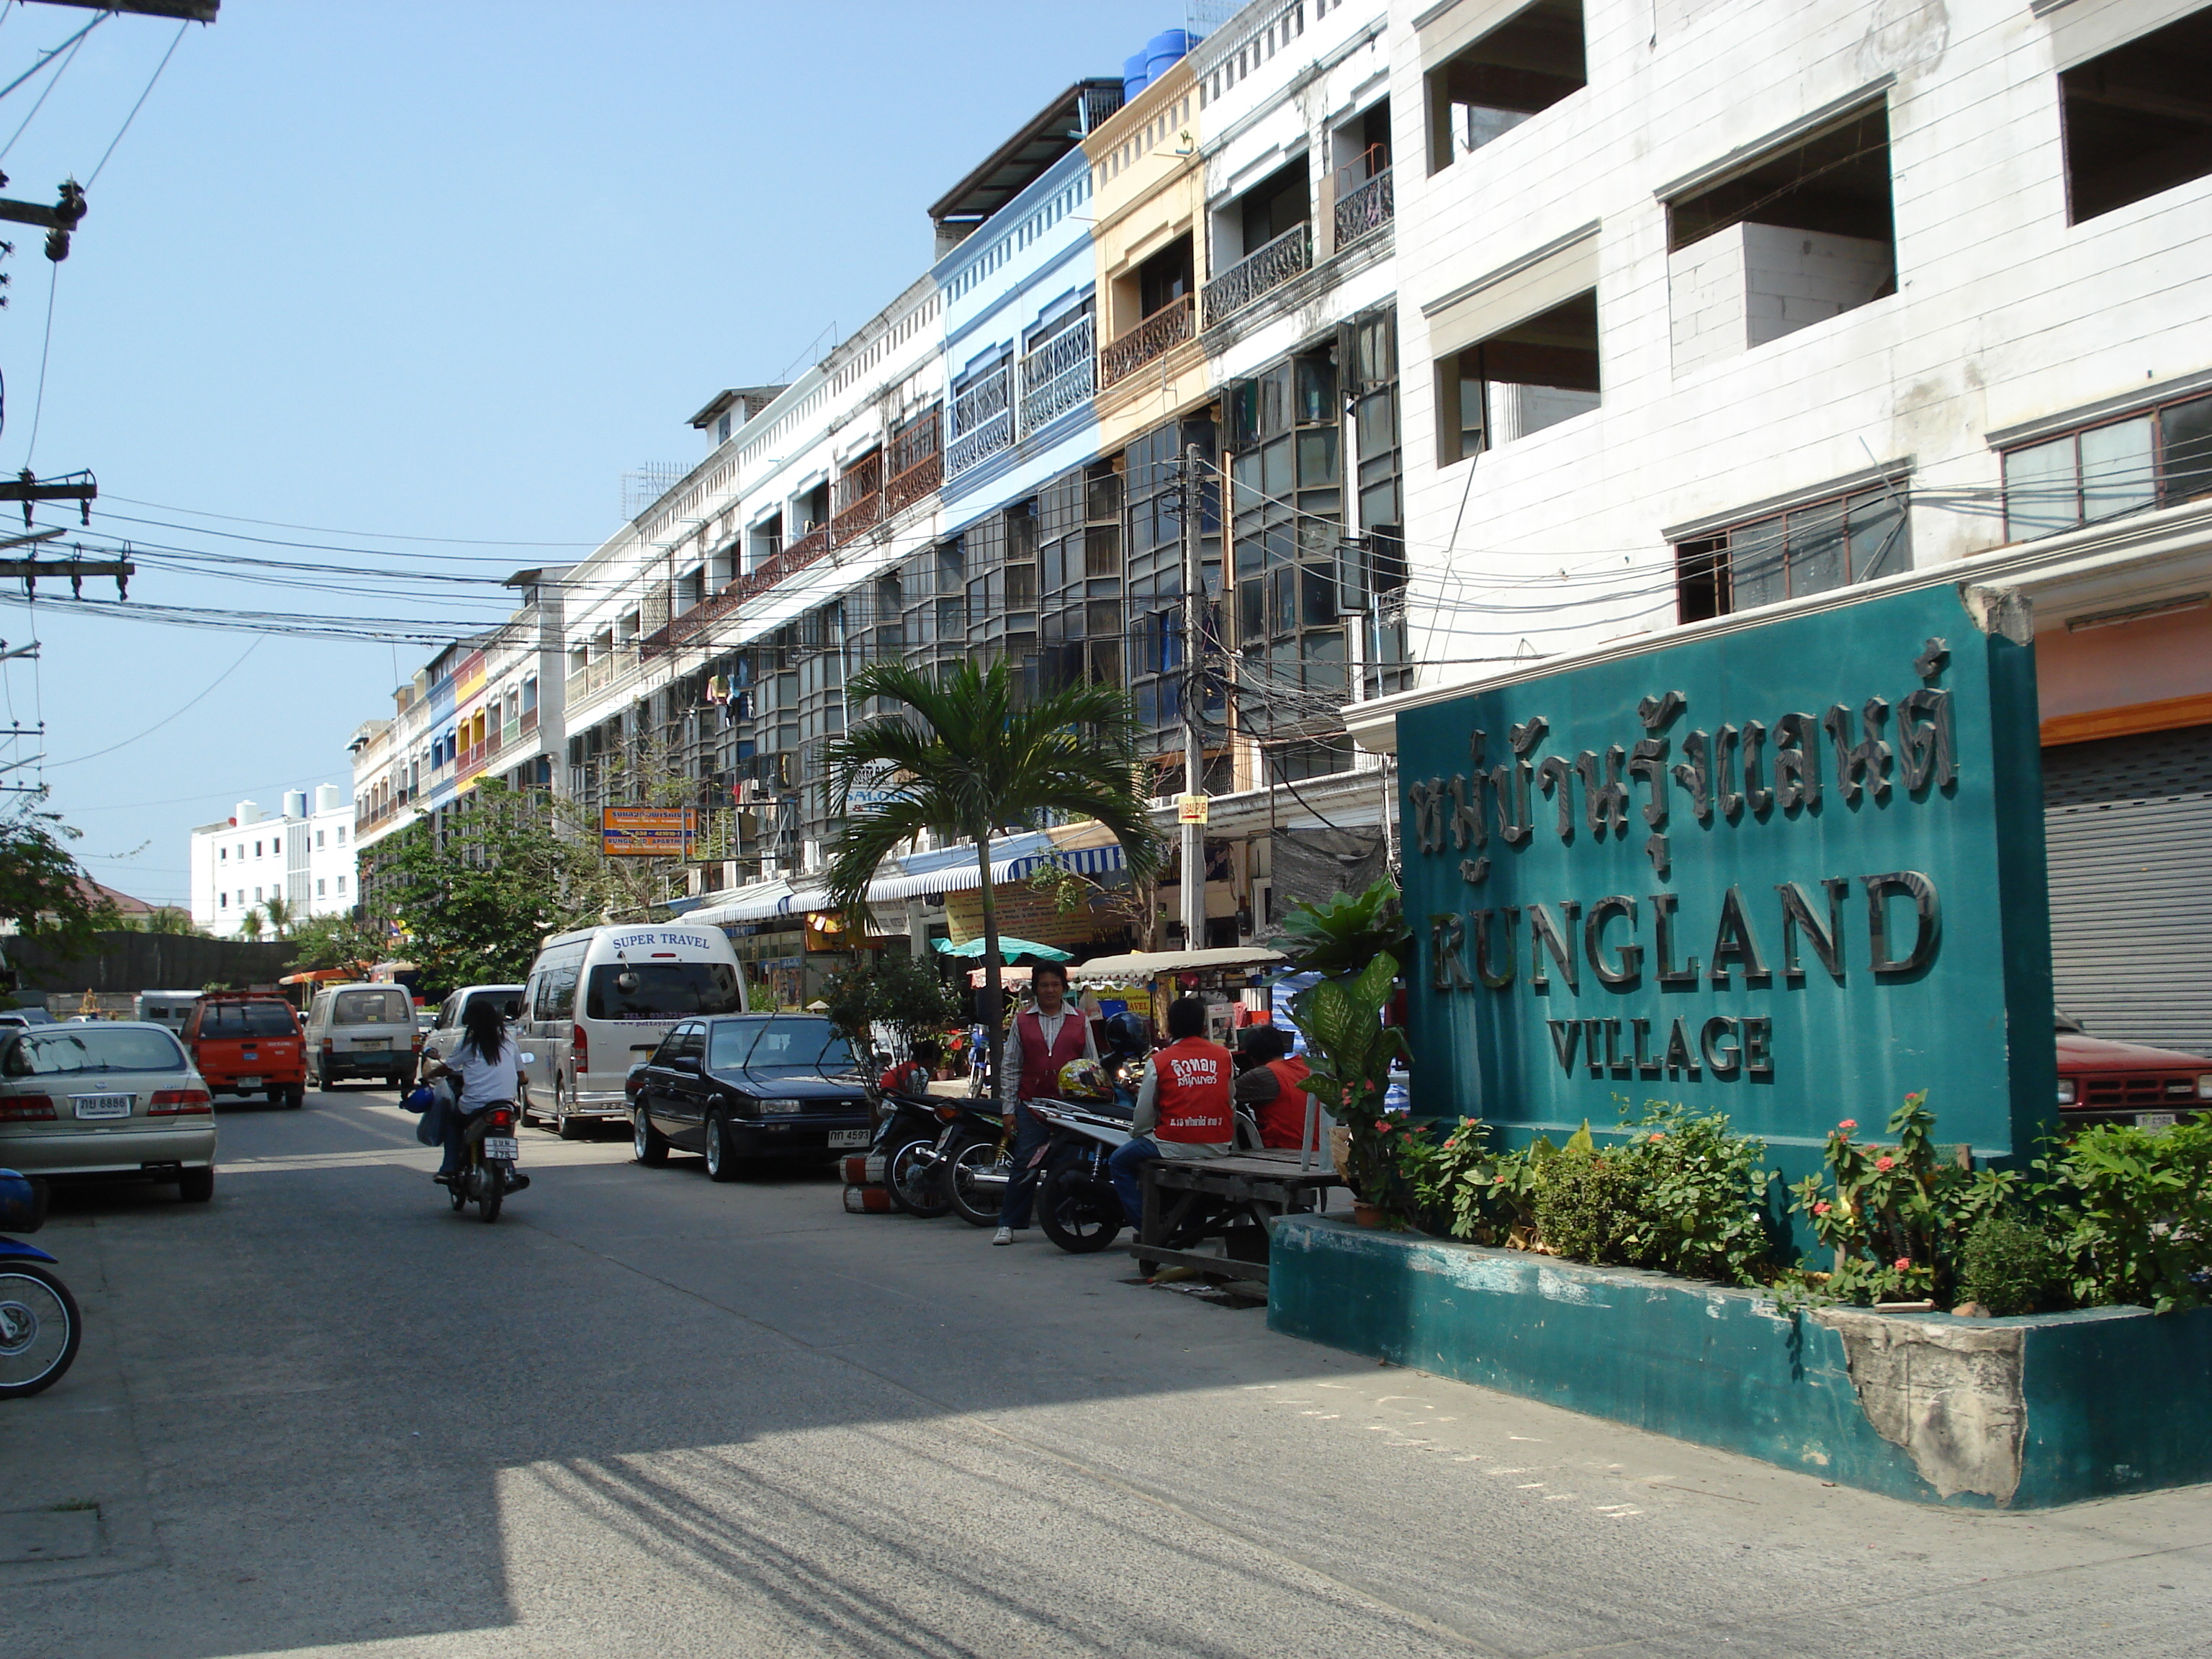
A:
[518,924,747,1138]
[135,990,204,1035]
[305,981,421,1091]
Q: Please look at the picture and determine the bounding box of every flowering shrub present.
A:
[2028,1119,2212,1313]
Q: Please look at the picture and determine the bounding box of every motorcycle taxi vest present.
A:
[1150,1038,1235,1144]
[1015,1008,1089,1104]
[1256,1053,1313,1148]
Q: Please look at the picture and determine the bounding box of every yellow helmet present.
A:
[1057,1058,1110,1101]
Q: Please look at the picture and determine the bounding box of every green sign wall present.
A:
[1396,584,2056,1164]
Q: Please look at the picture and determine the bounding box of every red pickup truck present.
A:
[184,993,308,1110]
[2056,1013,2212,1131]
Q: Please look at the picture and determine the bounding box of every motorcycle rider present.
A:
[878,1038,940,1098]
[421,996,529,1190]
[1233,1025,1313,1148]
[1109,995,1236,1228]
[992,961,1097,1246]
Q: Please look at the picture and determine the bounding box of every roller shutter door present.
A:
[2042,722,2212,1053]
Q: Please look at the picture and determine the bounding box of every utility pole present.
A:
[1178,443,1206,953]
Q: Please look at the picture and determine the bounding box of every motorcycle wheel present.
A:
[946,1137,1009,1228]
[876,1133,934,1215]
[887,1137,952,1219]
[1036,1159,1124,1254]
[476,1163,503,1223]
[446,1174,467,1213]
[0,1262,79,1397]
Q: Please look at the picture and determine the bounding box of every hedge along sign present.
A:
[1396,583,2056,1164]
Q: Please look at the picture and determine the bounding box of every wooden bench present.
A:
[1130,1149,1339,1285]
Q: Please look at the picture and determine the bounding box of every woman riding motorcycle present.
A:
[421,996,530,1191]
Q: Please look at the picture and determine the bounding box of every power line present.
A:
[0,11,101,162]
[22,259,55,469]
[45,634,259,767]
[102,493,601,548]
[86,18,187,187]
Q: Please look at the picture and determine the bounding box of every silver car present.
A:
[0,1021,216,1201]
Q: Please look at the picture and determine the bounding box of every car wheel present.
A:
[176,1166,215,1203]
[632,1107,669,1166]
[557,1079,588,1141]
[282,1084,305,1110]
[703,1110,740,1183]
[314,1061,331,1092]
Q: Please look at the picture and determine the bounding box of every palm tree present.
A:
[238,907,266,942]
[822,657,1161,1090]
[141,907,202,936]
[263,894,296,940]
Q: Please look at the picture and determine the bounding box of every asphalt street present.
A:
[4,1083,2209,1658]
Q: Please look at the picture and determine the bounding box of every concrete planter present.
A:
[1268,1215,2212,1509]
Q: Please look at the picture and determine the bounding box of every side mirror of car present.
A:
[670,1056,701,1073]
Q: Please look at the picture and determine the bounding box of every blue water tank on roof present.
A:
[1123,51,1150,102]
[1145,28,1191,84]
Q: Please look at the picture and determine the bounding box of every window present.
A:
[219,892,228,909]
[1137,235,1194,319]
[2062,6,2212,223]
[337,826,346,844]
[584,962,742,1020]
[333,989,410,1024]
[271,836,280,855]
[2001,392,2212,539]
[716,410,733,443]
[316,830,325,848]
[1435,289,1601,463]
[219,846,227,860]
[253,886,263,902]
[1233,159,1308,262]
[521,675,538,714]
[336,874,347,893]
[1426,0,1586,173]
[317,878,326,897]
[1666,104,1894,373]
[254,841,263,858]
[1674,483,1909,621]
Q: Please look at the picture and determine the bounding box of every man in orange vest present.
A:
[1233,1025,1313,1149]
[1109,994,1236,1226]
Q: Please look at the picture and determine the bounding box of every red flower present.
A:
[1875,1155,1896,1172]
[1373,1119,1392,1133]
[1894,1256,1912,1272]
[1838,1119,1858,1131]
[1812,1200,1831,1216]
[1647,1132,1665,1143]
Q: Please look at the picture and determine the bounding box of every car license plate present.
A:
[235,1076,263,1089]
[353,1039,390,1051]
[72,1094,132,1119]
[482,1137,519,1161]
[828,1128,868,1148]
[2136,1112,2177,1130]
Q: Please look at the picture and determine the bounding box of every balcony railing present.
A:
[1020,317,1094,434]
[565,667,587,707]
[1202,223,1312,328]
[1334,166,1393,249]
[830,489,881,546]
[885,449,941,513]
[884,409,942,513]
[946,364,1012,477]
[1100,293,1195,388]
[520,706,538,736]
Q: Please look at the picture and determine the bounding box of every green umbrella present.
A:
[932,935,1073,963]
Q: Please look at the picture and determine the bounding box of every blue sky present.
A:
[0,0,1177,907]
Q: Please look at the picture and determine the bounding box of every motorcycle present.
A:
[0,1170,78,1398]
[871,1087,950,1217]
[1028,1094,1266,1255]
[416,1051,535,1224]
[891,1097,1008,1226]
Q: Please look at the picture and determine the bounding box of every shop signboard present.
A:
[1396,583,2055,1169]
[601,806,696,858]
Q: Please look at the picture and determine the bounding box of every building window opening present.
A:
[1435,289,1600,464]
[2002,391,2212,539]
[1233,159,1309,265]
[2062,6,2212,224]
[1136,234,1195,321]
[1666,104,1895,372]
[1426,0,1586,173]
[1674,482,1909,623]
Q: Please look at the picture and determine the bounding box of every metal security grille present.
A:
[2042,721,2212,1053]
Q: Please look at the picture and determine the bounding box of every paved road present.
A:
[3,1084,2208,1658]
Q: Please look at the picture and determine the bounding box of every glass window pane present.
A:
[1297,428,1340,488]
[1845,487,1908,583]
[1239,577,1264,643]
[1300,564,1338,626]
[2081,416,2155,523]
[1261,435,1293,501]
[2162,395,2212,505]
[2002,437,2078,538]
[1356,390,1397,460]
[1728,518,1786,611]
[1785,500,1847,598]
[1296,355,1337,425]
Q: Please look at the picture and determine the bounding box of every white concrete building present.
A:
[189,786,356,938]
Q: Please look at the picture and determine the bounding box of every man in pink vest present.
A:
[993,961,1096,1245]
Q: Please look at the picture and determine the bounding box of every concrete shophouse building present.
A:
[1355,0,2212,1051]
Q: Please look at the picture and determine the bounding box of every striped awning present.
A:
[1007,843,1127,881]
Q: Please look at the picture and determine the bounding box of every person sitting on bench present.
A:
[1110,994,1236,1226]
[1234,1025,1314,1149]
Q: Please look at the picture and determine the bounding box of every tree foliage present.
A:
[287,910,390,973]
[819,657,1161,1089]
[0,809,112,958]
[819,953,963,1064]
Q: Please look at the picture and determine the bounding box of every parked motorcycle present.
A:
[1027,1093,1266,1255]
[871,1087,949,1217]
[0,1170,78,1398]
[889,1097,1007,1226]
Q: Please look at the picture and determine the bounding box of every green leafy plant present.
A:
[1269,878,1409,978]
[1292,950,1409,1212]
[1955,1208,2070,1316]
[2029,1120,2212,1314]
[1788,1092,2017,1305]
[819,953,962,1066]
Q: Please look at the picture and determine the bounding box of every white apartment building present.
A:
[189,786,356,938]
[1357,0,2212,1051]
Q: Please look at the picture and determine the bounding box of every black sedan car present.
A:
[627,1014,869,1180]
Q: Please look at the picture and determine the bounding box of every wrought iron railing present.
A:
[884,410,943,513]
[885,451,942,513]
[1333,166,1393,250]
[1202,223,1312,327]
[1019,317,1094,434]
[947,365,1012,477]
[830,490,881,546]
[1100,293,1195,388]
